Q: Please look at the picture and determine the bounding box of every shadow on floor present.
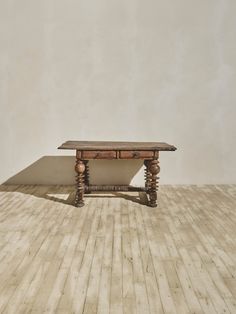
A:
[1,155,147,206]
[0,185,149,206]
[3,156,143,186]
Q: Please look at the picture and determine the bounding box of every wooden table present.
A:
[58,141,176,207]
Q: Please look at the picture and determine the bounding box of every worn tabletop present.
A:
[58,141,176,151]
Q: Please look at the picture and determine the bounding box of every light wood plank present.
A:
[0,185,235,314]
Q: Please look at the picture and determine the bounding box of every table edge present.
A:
[58,144,177,151]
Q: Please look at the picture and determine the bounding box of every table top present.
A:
[58,141,177,151]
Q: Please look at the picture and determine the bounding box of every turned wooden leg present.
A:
[144,159,151,193]
[75,158,85,207]
[148,159,160,207]
[84,160,91,194]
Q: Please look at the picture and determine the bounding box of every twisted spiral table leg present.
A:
[84,160,91,194]
[144,160,151,193]
[148,159,160,207]
[75,158,85,207]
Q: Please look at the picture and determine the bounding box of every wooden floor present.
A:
[0,185,236,314]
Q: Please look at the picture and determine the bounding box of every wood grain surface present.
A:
[0,184,235,313]
[58,141,177,151]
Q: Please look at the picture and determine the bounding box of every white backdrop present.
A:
[0,0,236,185]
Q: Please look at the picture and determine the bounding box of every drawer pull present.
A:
[119,150,154,159]
[82,150,116,159]
[133,152,140,158]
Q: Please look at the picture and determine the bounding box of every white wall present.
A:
[0,0,236,185]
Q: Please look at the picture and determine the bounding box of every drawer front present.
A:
[119,150,154,159]
[82,150,116,159]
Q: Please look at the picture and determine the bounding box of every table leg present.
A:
[84,160,91,194]
[144,160,151,193]
[148,159,160,207]
[75,158,85,207]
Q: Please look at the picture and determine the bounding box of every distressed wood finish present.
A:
[84,160,91,194]
[58,141,176,151]
[58,141,176,207]
[0,185,236,313]
[82,150,117,159]
[84,185,147,192]
[119,150,154,159]
[74,159,85,207]
[151,159,161,207]
[144,159,152,192]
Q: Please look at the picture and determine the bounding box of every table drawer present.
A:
[82,150,116,159]
[119,150,154,159]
